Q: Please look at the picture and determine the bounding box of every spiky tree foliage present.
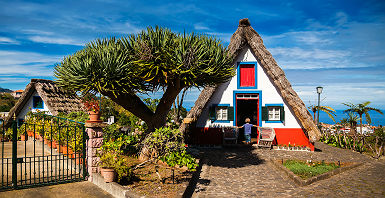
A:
[343,101,384,134]
[308,105,336,123]
[54,27,235,131]
[346,112,359,134]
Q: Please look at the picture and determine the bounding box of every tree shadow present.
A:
[201,146,265,168]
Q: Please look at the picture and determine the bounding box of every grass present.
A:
[283,160,340,179]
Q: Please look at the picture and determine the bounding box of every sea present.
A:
[317,110,385,126]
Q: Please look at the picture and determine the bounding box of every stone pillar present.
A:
[85,122,106,181]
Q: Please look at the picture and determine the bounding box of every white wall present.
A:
[17,91,51,120]
[196,46,301,128]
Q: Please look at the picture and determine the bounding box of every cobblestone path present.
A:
[192,142,385,198]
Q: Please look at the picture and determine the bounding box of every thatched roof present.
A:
[180,18,321,142]
[4,79,84,125]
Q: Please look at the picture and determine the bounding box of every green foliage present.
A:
[0,87,12,93]
[0,93,17,112]
[54,26,235,130]
[343,102,384,134]
[57,111,89,123]
[98,138,136,182]
[99,151,117,168]
[143,127,198,171]
[308,104,337,123]
[16,112,85,151]
[283,160,340,179]
[160,150,198,171]
[103,123,121,141]
[143,98,160,113]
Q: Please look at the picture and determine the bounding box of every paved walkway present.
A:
[0,181,113,198]
[192,142,385,197]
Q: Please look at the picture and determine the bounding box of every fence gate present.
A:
[0,115,87,191]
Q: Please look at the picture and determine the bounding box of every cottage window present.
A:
[216,106,228,120]
[262,105,285,122]
[33,96,43,109]
[268,107,280,121]
[209,105,234,122]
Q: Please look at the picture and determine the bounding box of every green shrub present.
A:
[143,127,198,171]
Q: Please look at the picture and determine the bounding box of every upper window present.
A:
[239,64,255,87]
[268,107,280,121]
[237,62,258,89]
[32,96,44,109]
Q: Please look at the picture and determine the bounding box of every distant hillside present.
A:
[0,87,12,93]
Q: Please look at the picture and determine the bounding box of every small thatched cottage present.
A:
[181,19,320,150]
[4,79,84,126]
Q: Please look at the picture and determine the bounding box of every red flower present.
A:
[82,98,100,112]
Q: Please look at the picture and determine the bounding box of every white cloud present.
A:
[109,22,142,34]
[0,77,30,84]
[0,37,20,45]
[28,36,85,46]
[0,50,61,76]
[294,82,385,109]
[194,23,210,31]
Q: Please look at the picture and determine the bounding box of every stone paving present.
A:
[192,142,385,198]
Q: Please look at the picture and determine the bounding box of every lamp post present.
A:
[316,86,323,126]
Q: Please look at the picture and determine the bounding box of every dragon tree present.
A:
[54,27,235,132]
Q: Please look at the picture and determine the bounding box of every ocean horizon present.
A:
[317,110,385,126]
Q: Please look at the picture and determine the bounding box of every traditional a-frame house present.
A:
[181,19,320,150]
[4,79,84,126]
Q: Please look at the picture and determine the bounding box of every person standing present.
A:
[238,118,257,144]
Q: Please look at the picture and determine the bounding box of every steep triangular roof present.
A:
[181,18,321,142]
[4,79,84,125]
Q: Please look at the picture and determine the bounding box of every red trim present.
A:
[189,127,314,151]
[235,94,259,126]
[274,128,314,151]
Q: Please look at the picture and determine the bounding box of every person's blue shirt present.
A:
[243,123,253,135]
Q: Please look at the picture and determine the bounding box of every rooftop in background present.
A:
[11,89,24,99]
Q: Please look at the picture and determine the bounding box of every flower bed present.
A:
[120,156,194,197]
[273,145,311,151]
[283,159,340,179]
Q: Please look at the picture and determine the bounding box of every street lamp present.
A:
[316,86,323,126]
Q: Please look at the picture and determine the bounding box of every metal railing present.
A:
[0,114,87,190]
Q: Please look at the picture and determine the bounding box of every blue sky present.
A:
[0,0,385,110]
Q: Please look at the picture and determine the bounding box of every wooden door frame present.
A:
[233,90,262,127]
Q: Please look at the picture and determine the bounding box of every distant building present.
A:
[11,90,24,99]
[4,79,84,126]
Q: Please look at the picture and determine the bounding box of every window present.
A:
[268,107,280,121]
[33,96,44,109]
[262,104,285,123]
[209,104,234,122]
[237,62,258,89]
[216,106,228,120]
[239,64,255,87]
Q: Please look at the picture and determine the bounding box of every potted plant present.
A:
[99,152,117,183]
[82,95,101,123]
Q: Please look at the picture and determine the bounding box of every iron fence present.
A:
[0,114,87,190]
